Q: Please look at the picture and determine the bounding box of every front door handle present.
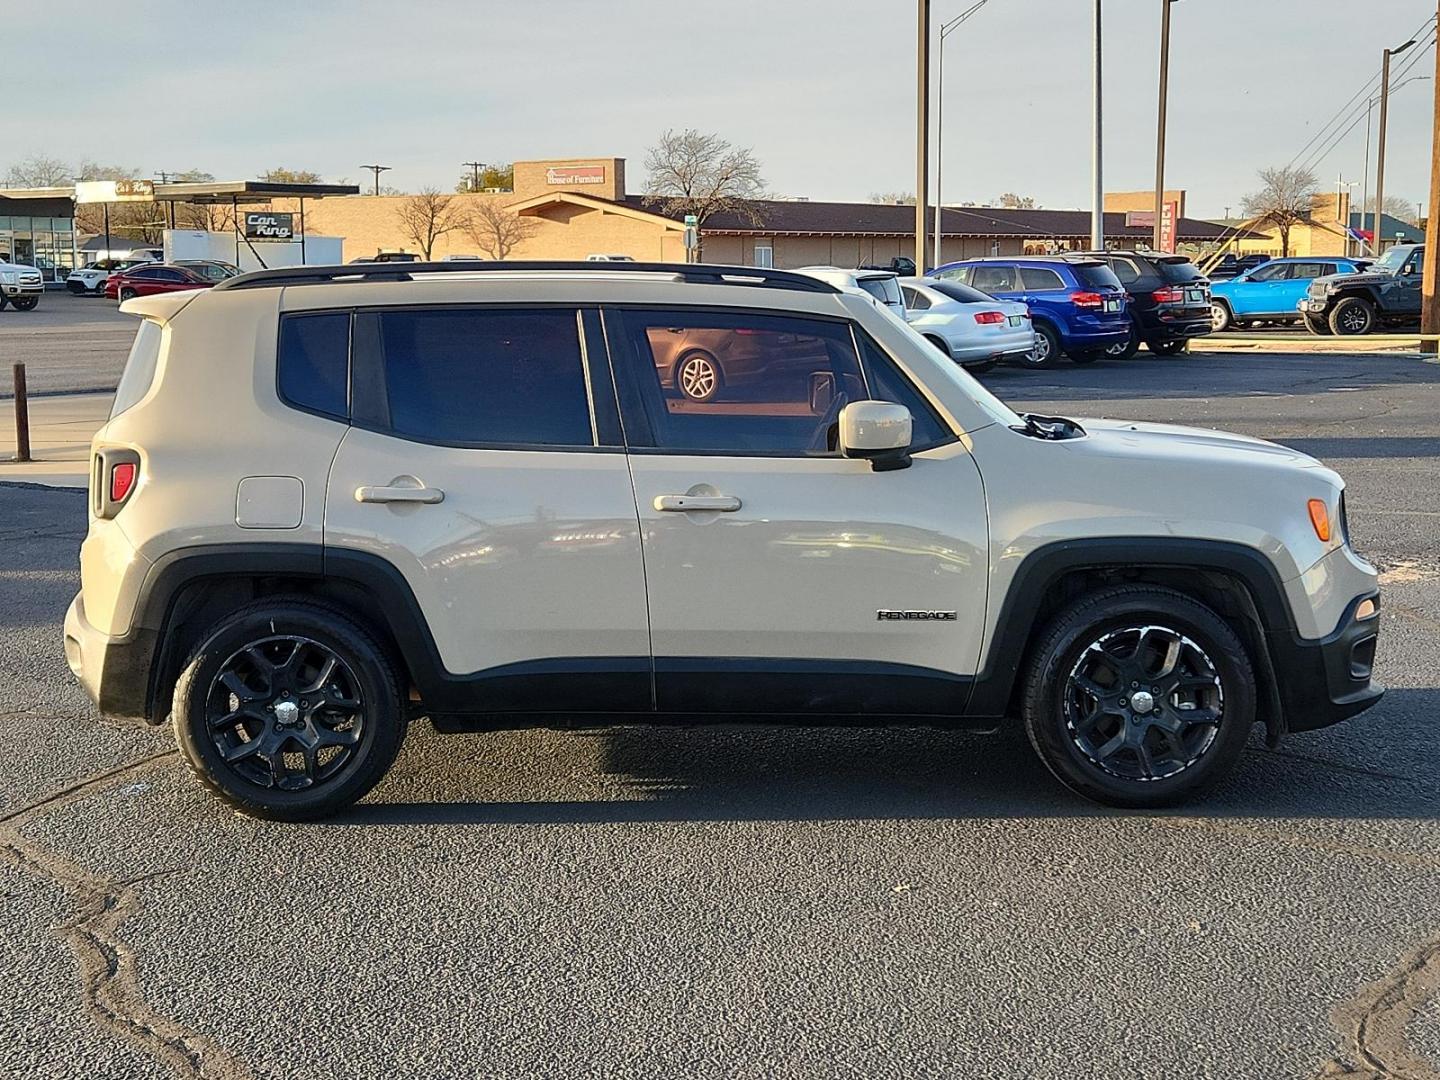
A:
[654,494,741,512]
[355,484,445,505]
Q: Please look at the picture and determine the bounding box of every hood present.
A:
[0,260,41,275]
[1311,269,1392,289]
[1077,416,1330,472]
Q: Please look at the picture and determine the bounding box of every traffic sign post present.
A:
[683,215,699,262]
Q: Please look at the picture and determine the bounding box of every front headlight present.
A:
[0,271,17,285]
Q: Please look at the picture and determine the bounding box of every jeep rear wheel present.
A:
[172,599,407,820]
[1021,585,1255,808]
[1328,296,1375,336]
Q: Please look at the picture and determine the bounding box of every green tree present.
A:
[456,163,515,193]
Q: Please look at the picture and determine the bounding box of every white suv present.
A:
[64,261,1383,820]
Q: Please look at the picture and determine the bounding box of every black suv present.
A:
[1080,251,1212,357]
[1298,243,1425,335]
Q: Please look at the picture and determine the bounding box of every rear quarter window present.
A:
[111,319,164,418]
[277,312,350,420]
[1155,260,1205,283]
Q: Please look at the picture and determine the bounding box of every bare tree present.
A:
[467,201,538,259]
[1358,194,1421,227]
[1241,166,1319,257]
[642,128,766,243]
[395,187,467,259]
[259,167,323,184]
[869,191,916,205]
[3,154,73,187]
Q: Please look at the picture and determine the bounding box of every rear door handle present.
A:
[654,494,742,512]
[355,484,445,505]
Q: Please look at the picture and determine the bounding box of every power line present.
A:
[1284,11,1436,173]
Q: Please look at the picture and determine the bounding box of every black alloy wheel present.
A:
[1021,585,1255,807]
[173,600,407,820]
[1328,296,1375,336]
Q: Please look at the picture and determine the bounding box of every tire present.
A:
[1069,348,1105,364]
[1149,339,1189,356]
[9,296,38,311]
[962,360,997,375]
[171,599,408,821]
[1303,313,1332,336]
[1105,324,1141,360]
[1021,585,1256,808]
[675,350,722,402]
[118,287,138,302]
[1209,301,1233,333]
[1328,296,1375,336]
[0,296,7,311]
[1021,323,1060,369]
[923,334,951,357]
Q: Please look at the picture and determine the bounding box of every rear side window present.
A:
[1071,263,1124,290]
[111,319,163,418]
[901,286,931,310]
[1017,266,1065,291]
[933,265,973,285]
[278,312,350,419]
[970,264,1017,292]
[857,276,903,309]
[357,308,593,448]
[1108,258,1142,285]
[1289,262,1325,280]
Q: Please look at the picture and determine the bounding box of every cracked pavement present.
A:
[1,350,1438,1079]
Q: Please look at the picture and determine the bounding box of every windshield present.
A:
[857,276,904,308]
[1374,246,1410,273]
[866,299,1023,429]
[930,280,994,304]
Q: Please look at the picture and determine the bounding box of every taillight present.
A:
[973,310,1006,325]
[1071,291,1105,308]
[110,461,136,503]
[1152,287,1184,303]
[93,448,140,518]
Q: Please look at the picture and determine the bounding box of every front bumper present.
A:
[64,592,158,724]
[1297,298,1327,314]
[1,282,44,299]
[1268,591,1383,733]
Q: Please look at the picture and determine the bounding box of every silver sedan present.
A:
[899,276,1034,372]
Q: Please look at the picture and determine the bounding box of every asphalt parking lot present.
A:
[2,319,1439,1078]
[0,298,135,397]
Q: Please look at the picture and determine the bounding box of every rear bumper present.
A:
[64,592,158,724]
[1147,312,1212,340]
[1269,591,1383,733]
[949,329,1035,362]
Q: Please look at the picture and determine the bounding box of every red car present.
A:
[105,263,214,301]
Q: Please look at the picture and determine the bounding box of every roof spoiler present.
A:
[213,260,841,294]
[117,290,203,324]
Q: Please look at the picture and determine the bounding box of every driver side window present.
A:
[617,310,866,456]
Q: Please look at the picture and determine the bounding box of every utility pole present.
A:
[1375,38,1416,253]
[1361,97,1374,254]
[916,0,932,271]
[933,0,988,269]
[359,164,391,197]
[462,160,486,192]
[1092,0,1105,249]
[1153,0,1178,251]
[1422,0,1440,353]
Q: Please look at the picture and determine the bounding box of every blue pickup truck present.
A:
[1208,256,1370,331]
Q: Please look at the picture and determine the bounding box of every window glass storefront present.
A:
[0,201,79,283]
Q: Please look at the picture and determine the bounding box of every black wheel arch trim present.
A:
[964,537,1379,737]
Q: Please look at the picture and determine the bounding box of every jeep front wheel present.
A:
[1021,585,1255,807]
[1303,314,1332,336]
[172,599,408,820]
[1328,296,1375,336]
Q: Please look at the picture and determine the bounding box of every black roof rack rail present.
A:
[212,260,840,293]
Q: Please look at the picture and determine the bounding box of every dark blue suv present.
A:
[931,255,1130,367]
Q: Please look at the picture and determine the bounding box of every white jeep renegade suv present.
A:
[64,261,1383,820]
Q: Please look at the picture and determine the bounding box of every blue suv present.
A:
[931,255,1130,367]
[1208,256,1372,331]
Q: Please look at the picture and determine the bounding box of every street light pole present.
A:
[916,0,932,271]
[1422,0,1440,353]
[1153,0,1178,251]
[1092,0,1105,250]
[1375,38,1416,253]
[934,0,988,269]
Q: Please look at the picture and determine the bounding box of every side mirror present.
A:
[839,400,913,471]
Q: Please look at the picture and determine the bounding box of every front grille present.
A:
[19,273,41,286]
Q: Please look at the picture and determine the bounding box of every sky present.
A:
[5,0,1437,219]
